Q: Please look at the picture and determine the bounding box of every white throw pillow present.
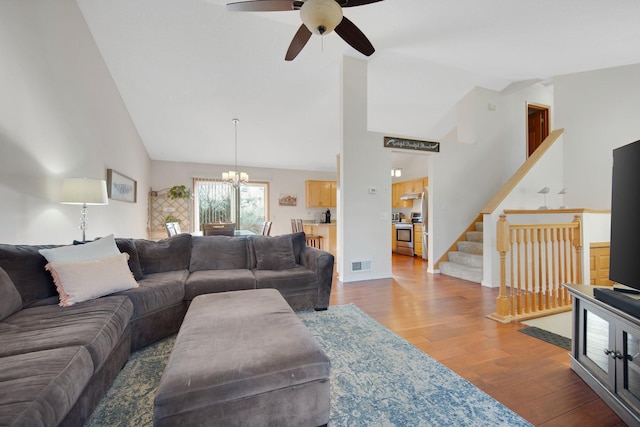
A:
[38,234,120,263]
[45,253,139,307]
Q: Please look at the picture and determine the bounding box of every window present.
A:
[193,178,269,234]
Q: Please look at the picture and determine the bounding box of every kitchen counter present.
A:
[302,222,337,258]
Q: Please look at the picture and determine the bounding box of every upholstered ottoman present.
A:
[153,289,330,427]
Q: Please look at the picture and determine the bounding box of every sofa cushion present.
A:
[45,253,139,307]
[184,270,256,301]
[38,234,120,263]
[116,238,144,281]
[0,244,59,307]
[248,232,305,269]
[116,270,187,320]
[0,266,22,322]
[135,234,192,275]
[189,236,249,272]
[252,234,298,270]
[0,346,94,427]
[0,295,133,372]
[253,266,318,293]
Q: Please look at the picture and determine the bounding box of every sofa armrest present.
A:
[299,246,334,310]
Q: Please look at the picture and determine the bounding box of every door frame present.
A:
[526,103,551,157]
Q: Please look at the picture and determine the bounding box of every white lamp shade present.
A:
[61,178,108,205]
[300,0,343,35]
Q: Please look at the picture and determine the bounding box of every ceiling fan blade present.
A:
[339,0,385,7]
[334,16,375,57]
[285,24,313,61]
[226,0,300,12]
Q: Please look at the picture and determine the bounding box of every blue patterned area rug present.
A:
[86,304,531,427]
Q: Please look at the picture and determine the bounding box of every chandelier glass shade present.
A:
[300,0,343,35]
[222,118,249,188]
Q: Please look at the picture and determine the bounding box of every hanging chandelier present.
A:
[222,118,249,187]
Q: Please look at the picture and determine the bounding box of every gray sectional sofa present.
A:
[0,231,334,427]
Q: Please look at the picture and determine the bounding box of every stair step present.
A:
[439,261,482,283]
[457,241,483,255]
[475,222,484,232]
[466,231,483,243]
[449,251,483,268]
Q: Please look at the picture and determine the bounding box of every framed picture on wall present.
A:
[107,169,137,203]
[278,193,297,206]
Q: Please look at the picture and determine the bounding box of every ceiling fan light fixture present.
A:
[300,0,343,35]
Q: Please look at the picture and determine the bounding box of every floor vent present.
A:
[351,260,372,272]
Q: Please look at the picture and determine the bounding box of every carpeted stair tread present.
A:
[475,222,484,232]
[457,240,483,255]
[466,231,483,243]
[449,251,483,268]
[439,261,482,283]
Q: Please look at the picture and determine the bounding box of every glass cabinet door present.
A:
[618,324,640,413]
[579,305,615,387]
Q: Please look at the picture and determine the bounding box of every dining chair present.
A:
[202,222,236,236]
[291,218,321,249]
[165,222,179,237]
[261,221,272,236]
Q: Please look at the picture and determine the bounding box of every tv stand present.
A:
[565,284,640,426]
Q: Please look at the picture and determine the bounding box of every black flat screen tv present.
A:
[609,139,640,290]
[595,140,640,318]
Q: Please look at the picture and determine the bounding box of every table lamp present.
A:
[61,177,108,242]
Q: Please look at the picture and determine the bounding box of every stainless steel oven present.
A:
[393,222,414,256]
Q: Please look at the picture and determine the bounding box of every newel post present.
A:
[572,215,583,284]
[495,214,511,319]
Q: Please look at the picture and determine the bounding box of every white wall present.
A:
[339,57,393,282]
[554,64,640,209]
[482,134,565,287]
[150,160,336,237]
[0,0,150,244]
[429,84,554,270]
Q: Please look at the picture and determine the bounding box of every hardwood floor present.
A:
[329,254,626,427]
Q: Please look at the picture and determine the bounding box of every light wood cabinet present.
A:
[391,224,397,252]
[590,242,613,286]
[414,223,423,257]
[391,177,428,209]
[303,223,337,258]
[305,180,336,208]
[392,182,410,208]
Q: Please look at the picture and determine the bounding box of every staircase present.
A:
[439,221,483,283]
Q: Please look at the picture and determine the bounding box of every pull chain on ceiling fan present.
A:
[226,0,384,61]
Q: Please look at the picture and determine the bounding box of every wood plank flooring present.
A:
[329,254,626,426]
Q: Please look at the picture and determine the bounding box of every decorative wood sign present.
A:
[384,137,440,153]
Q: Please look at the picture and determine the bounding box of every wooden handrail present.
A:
[481,129,564,215]
[488,214,581,323]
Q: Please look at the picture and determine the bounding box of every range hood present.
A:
[400,192,423,200]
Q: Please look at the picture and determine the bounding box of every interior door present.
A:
[527,105,550,156]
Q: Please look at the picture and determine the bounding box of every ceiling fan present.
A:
[226,0,384,61]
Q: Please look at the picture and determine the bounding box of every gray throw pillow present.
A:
[135,234,192,275]
[0,266,23,320]
[253,235,298,270]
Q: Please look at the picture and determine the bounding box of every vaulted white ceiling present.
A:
[76,0,640,172]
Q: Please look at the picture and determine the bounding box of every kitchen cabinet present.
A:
[392,177,428,209]
[305,180,336,208]
[414,224,423,257]
[392,182,410,208]
[391,224,397,252]
[565,284,640,425]
[304,223,337,259]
